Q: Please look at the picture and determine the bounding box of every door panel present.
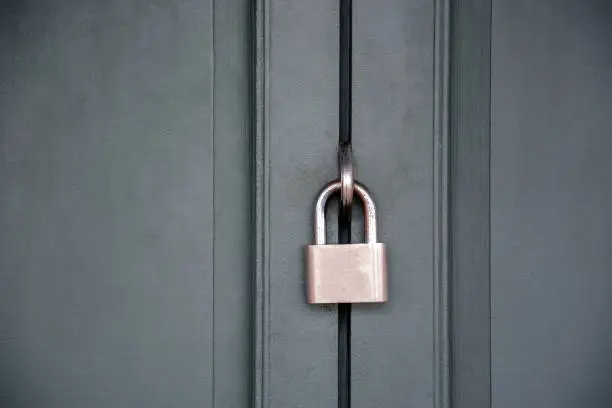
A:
[0,1,250,407]
[491,1,612,406]
[253,1,340,407]
[350,1,440,407]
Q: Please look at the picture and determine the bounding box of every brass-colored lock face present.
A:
[306,181,388,304]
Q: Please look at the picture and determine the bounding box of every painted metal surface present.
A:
[252,1,339,407]
[2,1,610,407]
[491,1,612,406]
[0,1,250,407]
[350,0,445,407]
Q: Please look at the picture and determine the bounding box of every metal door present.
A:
[2,1,612,407]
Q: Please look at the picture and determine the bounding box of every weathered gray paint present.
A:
[0,1,250,407]
[252,1,339,407]
[350,0,445,407]
[491,0,612,407]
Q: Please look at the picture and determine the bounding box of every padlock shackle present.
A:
[314,180,377,245]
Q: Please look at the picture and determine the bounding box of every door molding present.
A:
[433,0,451,406]
[251,1,340,407]
[252,0,271,406]
[448,1,492,408]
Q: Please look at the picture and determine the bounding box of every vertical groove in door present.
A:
[211,1,217,405]
[433,0,451,407]
[252,0,271,406]
[338,0,352,407]
[448,0,492,407]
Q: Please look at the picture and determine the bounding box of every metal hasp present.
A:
[306,180,388,304]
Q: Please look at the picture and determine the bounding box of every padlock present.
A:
[306,180,388,304]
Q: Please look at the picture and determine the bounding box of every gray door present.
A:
[490,1,612,407]
[453,0,612,407]
[0,1,251,407]
[1,1,611,407]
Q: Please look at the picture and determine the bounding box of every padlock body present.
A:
[306,243,387,304]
